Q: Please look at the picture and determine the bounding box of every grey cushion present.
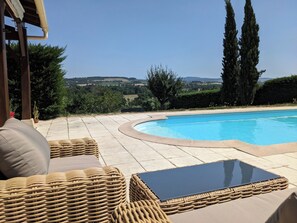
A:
[169,188,297,223]
[266,192,297,223]
[49,155,102,173]
[0,118,50,178]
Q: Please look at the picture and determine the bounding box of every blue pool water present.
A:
[135,109,297,146]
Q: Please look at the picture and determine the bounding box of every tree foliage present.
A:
[129,88,160,111]
[221,0,240,105]
[238,0,264,105]
[171,89,221,109]
[254,75,297,105]
[7,43,66,119]
[66,85,125,114]
[147,65,183,109]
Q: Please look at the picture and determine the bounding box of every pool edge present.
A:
[118,107,297,157]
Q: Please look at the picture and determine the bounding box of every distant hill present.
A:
[65,76,144,86]
[65,76,271,86]
[182,77,222,83]
[182,76,271,83]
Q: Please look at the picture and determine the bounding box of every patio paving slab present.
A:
[140,159,175,172]
[36,108,297,188]
[168,156,203,167]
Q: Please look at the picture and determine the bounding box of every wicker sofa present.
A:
[0,119,126,223]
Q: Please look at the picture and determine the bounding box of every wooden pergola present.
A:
[0,0,48,126]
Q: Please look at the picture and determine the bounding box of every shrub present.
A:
[66,85,125,114]
[147,65,183,109]
[254,75,297,105]
[129,87,161,111]
[170,89,221,109]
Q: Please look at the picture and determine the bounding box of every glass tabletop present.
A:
[137,160,280,202]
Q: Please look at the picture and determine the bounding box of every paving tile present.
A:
[263,154,291,165]
[242,157,283,170]
[222,150,256,160]
[113,162,145,178]
[264,155,297,170]
[46,133,69,140]
[118,138,144,147]
[154,147,189,159]
[179,147,217,156]
[285,152,297,159]
[168,156,203,167]
[130,150,164,162]
[99,146,128,156]
[122,143,153,153]
[269,167,297,183]
[194,153,228,163]
[288,183,297,188]
[140,159,175,172]
[103,152,136,166]
[145,142,178,150]
[209,148,238,154]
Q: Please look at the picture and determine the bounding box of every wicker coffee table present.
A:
[130,160,288,215]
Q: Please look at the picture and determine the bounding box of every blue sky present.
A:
[29,0,297,79]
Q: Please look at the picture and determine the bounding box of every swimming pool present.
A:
[135,109,297,146]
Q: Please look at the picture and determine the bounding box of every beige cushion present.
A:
[169,188,296,223]
[0,118,50,178]
[266,192,297,223]
[49,155,102,173]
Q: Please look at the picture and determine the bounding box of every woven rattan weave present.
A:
[130,174,288,215]
[0,138,126,223]
[110,200,172,223]
[48,137,99,158]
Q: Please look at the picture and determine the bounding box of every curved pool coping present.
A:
[118,107,297,157]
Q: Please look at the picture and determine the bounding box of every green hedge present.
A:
[254,75,297,105]
[8,44,66,120]
[170,89,221,109]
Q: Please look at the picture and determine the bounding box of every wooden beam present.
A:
[19,25,31,119]
[17,22,25,56]
[0,0,9,126]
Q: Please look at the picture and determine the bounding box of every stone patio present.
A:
[36,110,297,188]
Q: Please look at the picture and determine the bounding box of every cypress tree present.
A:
[221,0,240,105]
[238,0,264,105]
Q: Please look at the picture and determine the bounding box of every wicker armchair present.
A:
[0,138,126,223]
[111,200,172,223]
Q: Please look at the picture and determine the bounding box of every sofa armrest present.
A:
[0,166,126,223]
[48,137,99,158]
[110,200,172,223]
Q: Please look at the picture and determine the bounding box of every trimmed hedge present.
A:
[254,75,297,105]
[170,89,221,109]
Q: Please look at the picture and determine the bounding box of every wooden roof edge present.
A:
[27,0,48,40]
[5,0,48,40]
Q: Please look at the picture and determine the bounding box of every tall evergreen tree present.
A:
[238,0,264,105]
[221,0,240,105]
